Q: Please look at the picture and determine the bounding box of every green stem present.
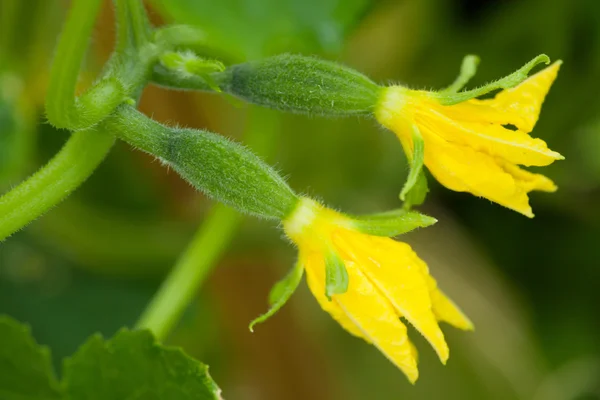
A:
[45,0,104,129]
[114,0,133,52]
[1,0,159,242]
[126,0,152,47]
[114,0,153,51]
[0,129,114,241]
[135,107,281,340]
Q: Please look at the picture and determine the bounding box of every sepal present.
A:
[159,51,225,91]
[399,125,425,202]
[402,171,428,210]
[325,251,349,299]
[433,54,550,105]
[441,54,480,94]
[249,262,304,332]
[351,208,436,237]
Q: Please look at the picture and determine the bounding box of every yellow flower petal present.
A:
[303,250,420,383]
[374,60,562,216]
[332,230,449,364]
[426,276,474,331]
[422,129,538,217]
[498,160,558,193]
[417,106,563,166]
[285,198,471,382]
[303,251,371,341]
[474,61,562,133]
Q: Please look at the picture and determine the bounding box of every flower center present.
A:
[374,86,406,128]
[283,197,320,241]
[283,197,353,250]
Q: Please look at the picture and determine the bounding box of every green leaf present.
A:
[150,0,371,58]
[399,125,425,202]
[63,329,223,400]
[351,208,436,237]
[0,316,222,400]
[249,262,304,332]
[325,252,348,299]
[0,316,62,400]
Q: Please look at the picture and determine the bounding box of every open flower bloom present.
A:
[375,56,564,217]
[279,198,473,383]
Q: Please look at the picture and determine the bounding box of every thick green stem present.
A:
[127,0,152,47]
[45,0,106,129]
[0,129,114,241]
[114,0,133,52]
[46,0,157,131]
[1,0,163,242]
[135,107,281,339]
[114,0,153,51]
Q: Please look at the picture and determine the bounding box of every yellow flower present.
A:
[375,59,564,217]
[283,198,473,383]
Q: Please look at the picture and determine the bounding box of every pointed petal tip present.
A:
[513,205,534,218]
[546,183,559,193]
[512,202,534,218]
[459,319,475,332]
[465,319,476,331]
[425,336,449,365]
[441,313,476,331]
[405,369,419,384]
[540,59,562,78]
[439,348,449,365]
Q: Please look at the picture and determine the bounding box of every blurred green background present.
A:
[1,0,599,399]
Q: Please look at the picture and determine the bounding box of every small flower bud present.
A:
[106,106,299,220]
[214,54,381,116]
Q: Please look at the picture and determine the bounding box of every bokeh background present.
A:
[1,0,599,399]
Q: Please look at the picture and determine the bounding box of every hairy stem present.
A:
[45,0,104,129]
[0,0,165,241]
[135,107,281,340]
[114,0,133,52]
[0,129,114,241]
[127,0,152,46]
